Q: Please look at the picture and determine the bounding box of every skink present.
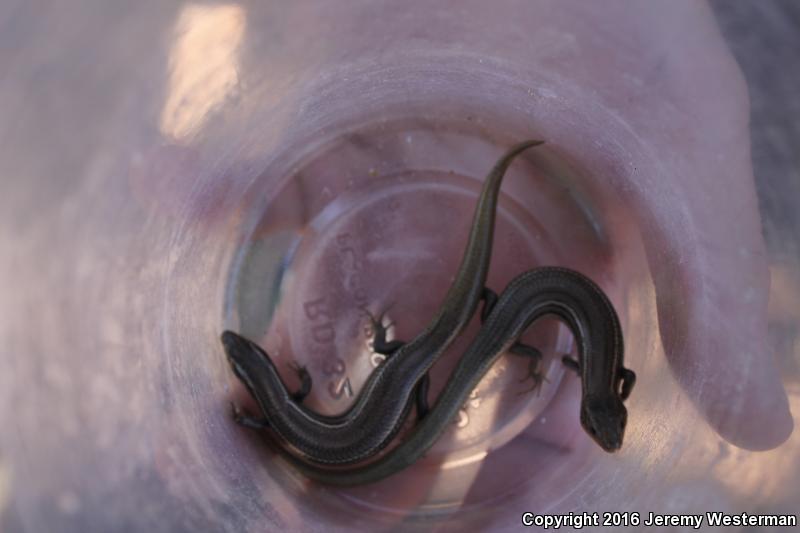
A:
[279,266,636,485]
[222,140,545,465]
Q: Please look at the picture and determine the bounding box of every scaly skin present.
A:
[280,266,635,485]
[222,140,545,464]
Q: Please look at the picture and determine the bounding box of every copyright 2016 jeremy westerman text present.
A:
[521,511,797,529]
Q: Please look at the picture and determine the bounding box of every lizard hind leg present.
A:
[480,287,499,323]
[562,355,581,374]
[619,367,637,401]
[230,402,270,430]
[368,305,406,357]
[287,362,313,403]
[511,343,548,395]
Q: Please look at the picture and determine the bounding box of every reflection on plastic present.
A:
[160,4,245,141]
[1,0,798,532]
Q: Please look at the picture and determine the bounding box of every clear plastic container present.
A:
[1,1,797,531]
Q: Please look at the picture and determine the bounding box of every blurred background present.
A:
[1,1,798,531]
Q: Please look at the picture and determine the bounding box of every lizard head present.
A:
[580,394,628,452]
[221,330,265,387]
